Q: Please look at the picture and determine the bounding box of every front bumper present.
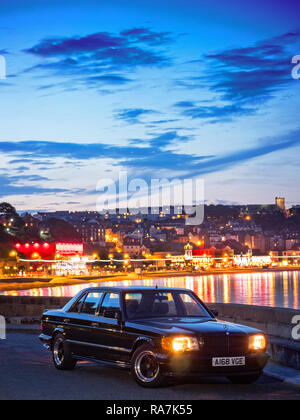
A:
[156,351,270,378]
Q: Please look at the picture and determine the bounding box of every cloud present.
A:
[206,30,300,104]
[174,101,196,108]
[115,108,158,124]
[1,128,300,182]
[14,166,29,172]
[8,158,36,164]
[0,131,193,166]
[174,101,255,123]
[23,28,173,90]
[147,119,180,125]
[120,28,172,46]
[0,173,68,196]
[145,131,191,148]
[188,129,300,177]
[84,74,131,86]
[25,33,125,56]
[175,29,300,122]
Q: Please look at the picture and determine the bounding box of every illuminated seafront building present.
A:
[170,243,216,268]
[13,242,90,276]
[170,243,272,268]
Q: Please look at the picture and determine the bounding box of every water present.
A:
[2,271,300,309]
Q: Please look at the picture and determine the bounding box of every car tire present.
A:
[227,372,262,384]
[52,333,77,371]
[131,344,166,388]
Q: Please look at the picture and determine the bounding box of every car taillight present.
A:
[40,321,43,331]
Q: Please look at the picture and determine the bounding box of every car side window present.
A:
[69,293,87,313]
[125,293,143,319]
[99,292,120,316]
[80,292,104,316]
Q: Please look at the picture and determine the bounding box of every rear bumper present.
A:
[156,352,270,377]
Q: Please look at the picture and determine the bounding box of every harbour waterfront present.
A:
[2,270,300,310]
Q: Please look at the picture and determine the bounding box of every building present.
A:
[282,250,300,264]
[244,233,266,254]
[123,237,148,256]
[75,220,105,245]
[275,197,286,212]
[285,239,299,250]
[52,255,90,276]
[14,242,84,259]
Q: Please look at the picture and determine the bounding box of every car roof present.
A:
[79,286,192,293]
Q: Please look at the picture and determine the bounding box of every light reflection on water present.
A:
[2,271,300,309]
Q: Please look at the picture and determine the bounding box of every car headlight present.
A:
[249,334,266,351]
[162,336,200,352]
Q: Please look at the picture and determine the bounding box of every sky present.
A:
[0,0,300,211]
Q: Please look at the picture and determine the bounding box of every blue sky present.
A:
[1,0,300,211]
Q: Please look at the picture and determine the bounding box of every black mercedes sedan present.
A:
[39,287,269,387]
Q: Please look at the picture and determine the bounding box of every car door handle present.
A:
[63,318,70,324]
[91,322,99,327]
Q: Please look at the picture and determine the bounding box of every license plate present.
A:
[212,357,245,367]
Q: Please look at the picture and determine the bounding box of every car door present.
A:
[61,291,87,348]
[91,292,130,362]
[65,291,104,356]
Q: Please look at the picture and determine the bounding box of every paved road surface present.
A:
[0,332,299,400]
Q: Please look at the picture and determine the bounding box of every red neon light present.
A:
[13,242,56,260]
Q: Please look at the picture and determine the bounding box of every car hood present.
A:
[131,317,260,336]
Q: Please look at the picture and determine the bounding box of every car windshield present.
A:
[124,291,211,320]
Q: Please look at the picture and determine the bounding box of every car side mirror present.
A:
[211,309,219,317]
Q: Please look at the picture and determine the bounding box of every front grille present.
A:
[200,333,248,356]
[228,334,248,356]
[201,334,228,356]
